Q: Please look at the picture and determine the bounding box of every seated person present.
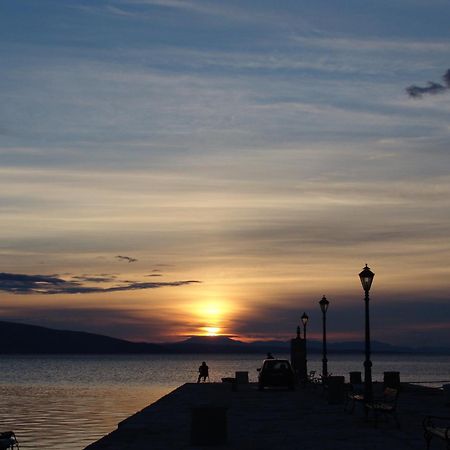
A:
[197,361,209,383]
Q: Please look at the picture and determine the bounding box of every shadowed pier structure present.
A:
[85,382,449,450]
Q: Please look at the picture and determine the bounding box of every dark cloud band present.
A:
[0,272,200,295]
[406,69,450,98]
[115,255,138,263]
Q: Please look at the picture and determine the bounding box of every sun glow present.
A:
[202,326,221,336]
[190,296,233,336]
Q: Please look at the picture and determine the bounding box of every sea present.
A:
[0,353,449,449]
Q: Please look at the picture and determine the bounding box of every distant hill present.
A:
[163,335,253,353]
[0,320,447,354]
[0,321,165,354]
[163,336,417,354]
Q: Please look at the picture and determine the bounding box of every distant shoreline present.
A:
[1,320,450,355]
[1,350,450,356]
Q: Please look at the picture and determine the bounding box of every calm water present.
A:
[0,353,449,449]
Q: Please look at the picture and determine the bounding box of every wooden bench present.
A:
[365,387,400,428]
[423,416,450,450]
[344,381,365,413]
[344,389,365,413]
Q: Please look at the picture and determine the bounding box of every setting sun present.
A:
[190,296,234,336]
[202,326,220,336]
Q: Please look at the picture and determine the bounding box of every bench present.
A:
[344,388,365,413]
[306,370,320,386]
[365,387,400,428]
[423,416,450,450]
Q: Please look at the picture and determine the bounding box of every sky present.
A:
[1,0,450,346]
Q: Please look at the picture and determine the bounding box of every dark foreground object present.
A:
[191,406,227,445]
[0,431,18,450]
[423,415,450,449]
[86,383,449,450]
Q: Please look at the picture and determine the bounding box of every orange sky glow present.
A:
[2,1,450,348]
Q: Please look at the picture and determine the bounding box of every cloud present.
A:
[230,294,450,346]
[115,255,138,263]
[406,69,450,98]
[72,275,118,283]
[121,0,201,12]
[0,272,200,295]
[406,82,446,98]
[444,69,450,87]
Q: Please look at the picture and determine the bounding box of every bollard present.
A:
[383,371,400,390]
[327,376,345,404]
[191,405,227,445]
[234,371,249,392]
[235,371,249,384]
[443,384,450,406]
[349,371,362,385]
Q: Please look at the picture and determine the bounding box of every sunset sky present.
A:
[1,0,450,346]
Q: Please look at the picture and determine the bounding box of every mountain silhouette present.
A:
[0,320,446,354]
[0,321,165,354]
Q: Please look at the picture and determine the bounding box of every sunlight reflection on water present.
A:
[0,353,449,449]
[0,383,171,449]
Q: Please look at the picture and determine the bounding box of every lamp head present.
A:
[301,312,309,326]
[359,264,375,292]
[319,295,329,313]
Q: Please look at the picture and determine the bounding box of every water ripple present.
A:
[0,353,449,448]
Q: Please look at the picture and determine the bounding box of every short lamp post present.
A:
[301,312,309,341]
[319,296,329,385]
[359,264,375,403]
[301,312,309,378]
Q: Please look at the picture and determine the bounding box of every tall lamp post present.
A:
[359,264,375,403]
[301,312,309,379]
[319,296,329,384]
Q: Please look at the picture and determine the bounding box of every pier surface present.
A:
[86,382,448,449]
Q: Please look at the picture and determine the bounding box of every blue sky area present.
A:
[1,0,450,346]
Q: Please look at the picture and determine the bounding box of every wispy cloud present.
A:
[115,255,138,263]
[76,0,268,25]
[0,273,200,295]
[120,0,205,13]
[406,69,450,98]
[293,35,450,53]
[72,275,118,283]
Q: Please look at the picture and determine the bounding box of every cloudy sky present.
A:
[1,0,450,346]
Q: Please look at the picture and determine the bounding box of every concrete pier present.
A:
[85,382,448,450]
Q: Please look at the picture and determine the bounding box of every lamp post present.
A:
[301,312,309,379]
[319,296,329,384]
[301,312,309,341]
[359,264,375,404]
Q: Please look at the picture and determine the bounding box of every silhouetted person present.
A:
[266,352,274,359]
[197,361,209,383]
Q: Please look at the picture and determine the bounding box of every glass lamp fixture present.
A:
[319,295,329,313]
[301,312,309,327]
[359,264,375,292]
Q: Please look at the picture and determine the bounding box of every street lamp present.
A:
[319,296,329,384]
[359,264,375,403]
[301,312,309,341]
[301,312,309,379]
